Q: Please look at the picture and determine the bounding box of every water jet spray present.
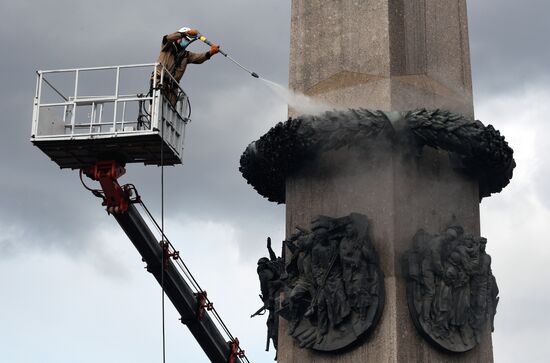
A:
[197,33,333,115]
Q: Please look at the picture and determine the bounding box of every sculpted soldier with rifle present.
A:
[251,237,284,358]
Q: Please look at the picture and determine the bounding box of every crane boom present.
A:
[114,205,238,363]
[31,65,247,363]
[81,160,244,363]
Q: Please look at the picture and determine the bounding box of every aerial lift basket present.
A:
[29,63,248,363]
[31,63,189,169]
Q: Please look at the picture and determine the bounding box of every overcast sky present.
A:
[0,1,548,362]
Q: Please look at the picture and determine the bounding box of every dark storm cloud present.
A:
[1,0,548,260]
[533,108,550,210]
[2,0,548,261]
[0,1,548,363]
[0,0,290,261]
[468,0,550,98]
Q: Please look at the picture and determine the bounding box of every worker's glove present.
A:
[210,44,220,55]
[185,28,198,37]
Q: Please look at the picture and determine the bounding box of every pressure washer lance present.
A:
[198,34,260,78]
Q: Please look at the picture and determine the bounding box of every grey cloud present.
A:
[534,127,550,210]
[469,0,550,98]
[0,0,290,262]
[1,0,546,274]
[0,238,16,259]
[0,1,548,361]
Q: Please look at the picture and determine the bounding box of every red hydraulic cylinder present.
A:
[82,160,129,213]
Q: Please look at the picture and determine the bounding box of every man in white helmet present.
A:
[152,27,219,106]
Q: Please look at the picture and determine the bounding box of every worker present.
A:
[151,27,220,106]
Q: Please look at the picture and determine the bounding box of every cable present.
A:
[138,201,202,292]
[79,169,99,193]
[160,95,166,363]
[137,91,248,362]
[186,95,192,120]
[136,201,251,363]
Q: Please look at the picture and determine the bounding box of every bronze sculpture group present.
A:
[403,227,499,352]
[254,217,498,354]
[253,214,384,352]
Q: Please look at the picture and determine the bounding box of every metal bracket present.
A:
[228,338,245,363]
[161,240,180,269]
[196,291,214,321]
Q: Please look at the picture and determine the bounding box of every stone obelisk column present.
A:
[280,1,493,362]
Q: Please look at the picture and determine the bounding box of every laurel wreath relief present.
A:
[240,108,515,203]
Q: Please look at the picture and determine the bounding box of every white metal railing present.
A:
[31,63,190,160]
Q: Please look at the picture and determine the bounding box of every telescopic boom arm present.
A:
[82,160,245,363]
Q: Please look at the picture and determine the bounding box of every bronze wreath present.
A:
[239,108,515,203]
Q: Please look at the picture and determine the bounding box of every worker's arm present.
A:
[162,29,199,45]
[187,44,220,64]
[187,51,211,64]
[164,32,182,44]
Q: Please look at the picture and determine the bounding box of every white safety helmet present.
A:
[178,27,192,34]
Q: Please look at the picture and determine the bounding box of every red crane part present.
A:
[196,291,214,321]
[161,240,180,269]
[82,160,130,213]
[228,338,245,363]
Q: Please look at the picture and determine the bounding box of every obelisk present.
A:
[280,1,493,362]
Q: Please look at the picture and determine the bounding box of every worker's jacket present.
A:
[154,32,212,85]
